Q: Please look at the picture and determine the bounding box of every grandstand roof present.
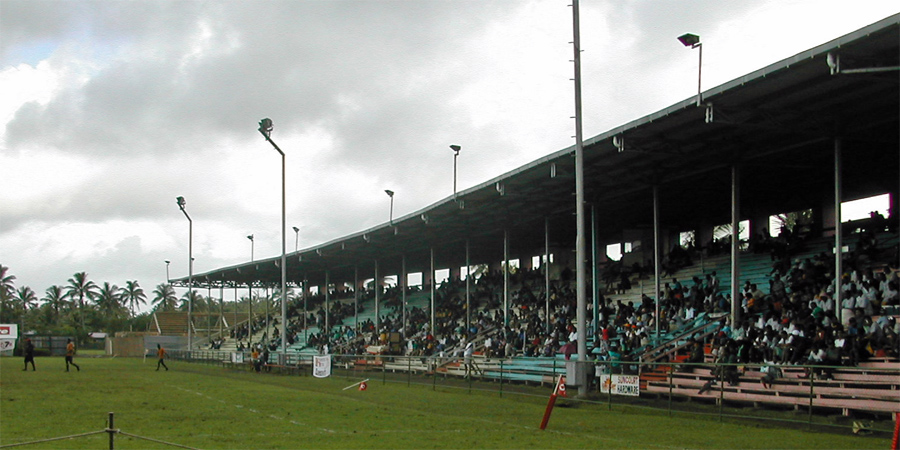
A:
[174,14,899,289]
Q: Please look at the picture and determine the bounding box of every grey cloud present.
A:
[4,1,507,163]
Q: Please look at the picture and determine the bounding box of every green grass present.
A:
[0,356,891,449]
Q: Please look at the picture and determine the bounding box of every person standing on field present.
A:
[463,342,478,377]
[23,338,35,371]
[156,343,169,371]
[65,338,80,372]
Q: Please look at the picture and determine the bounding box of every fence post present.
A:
[667,363,673,416]
[499,360,504,397]
[891,410,899,450]
[107,412,115,450]
[407,356,411,387]
[808,367,815,429]
[718,362,724,422]
[468,359,473,393]
[607,361,612,411]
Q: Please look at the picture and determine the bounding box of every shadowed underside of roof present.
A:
[174,14,900,289]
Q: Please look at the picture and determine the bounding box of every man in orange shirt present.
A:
[156,344,169,371]
[65,338,80,372]
[251,347,261,372]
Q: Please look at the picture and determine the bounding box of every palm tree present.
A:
[95,282,124,320]
[120,280,147,318]
[66,272,98,337]
[42,285,67,323]
[151,283,178,311]
[179,290,204,312]
[0,264,15,322]
[15,286,37,332]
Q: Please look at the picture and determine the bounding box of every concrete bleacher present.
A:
[152,311,191,336]
[643,358,900,419]
[620,231,900,419]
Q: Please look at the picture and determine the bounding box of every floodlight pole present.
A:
[248,234,255,317]
[450,145,461,200]
[258,118,288,364]
[571,0,588,397]
[293,226,300,252]
[678,33,703,107]
[176,196,193,352]
[385,190,395,226]
[695,42,703,106]
[165,260,170,283]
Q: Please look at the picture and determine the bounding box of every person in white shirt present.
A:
[841,296,855,327]
[883,280,899,305]
[463,342,476,377]
[855,291,872,316]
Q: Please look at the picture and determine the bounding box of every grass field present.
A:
[0,356,892,449]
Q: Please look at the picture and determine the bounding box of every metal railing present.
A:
[167,349,900,434]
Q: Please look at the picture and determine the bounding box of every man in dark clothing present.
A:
[685,340,705,369]
[23,338,35,371]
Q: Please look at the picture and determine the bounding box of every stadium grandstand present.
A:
[164,14,899,418]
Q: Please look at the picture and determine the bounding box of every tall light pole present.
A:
[385,190,395,226]
[677,33,702,107]
[176,196,193,352]
[450,145,461,200]
[247,234,255,333]
[165,260,170,283]
[257,118,288,365]
[293,226,300,252]
[571,0,588,397]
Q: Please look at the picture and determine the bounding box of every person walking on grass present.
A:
[23,338,35,371]
[65,338,80,372]
[156,343,169,371]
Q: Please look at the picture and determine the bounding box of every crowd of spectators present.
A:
[233,224,898,381]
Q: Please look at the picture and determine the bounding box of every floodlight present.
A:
[258,118,273,134]
[677,33,700,47]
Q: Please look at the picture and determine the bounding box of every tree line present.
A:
[0,264,260,344]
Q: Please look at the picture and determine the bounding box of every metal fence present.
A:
[167,350,900,434]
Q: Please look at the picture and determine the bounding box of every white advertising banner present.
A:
[231,352,244,364]
[0,339,16,351]
[0,324,18,338]
[313,355,332,378]
[0,324,18,354]
[599,374,640,396]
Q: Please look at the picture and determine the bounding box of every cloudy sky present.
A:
[2,0,897,311]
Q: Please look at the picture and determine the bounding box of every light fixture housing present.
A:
[450,145,461,153]
[385,189,394,197]
[258,118,273,135]
[176,196,186,209]
[677,33,700,47]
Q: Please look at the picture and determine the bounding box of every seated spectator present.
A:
[760,360,781,389]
